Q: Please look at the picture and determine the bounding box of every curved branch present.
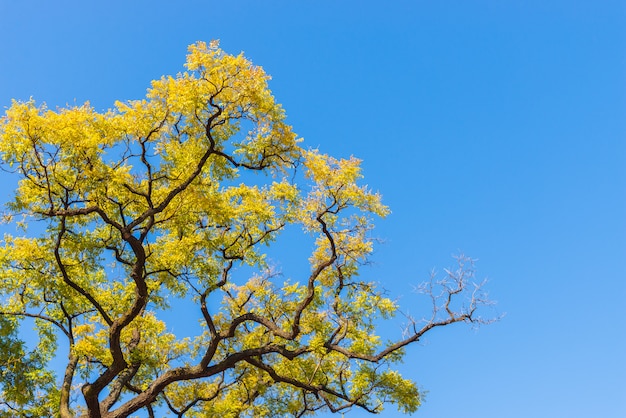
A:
[60,350,79,418]
[54,215,113,326]
[0,310,70,339]
[224,312,293,340]
[324,313,472,362]
[290,211,337,339]
[244,357,378,414]
[106,344,307,418]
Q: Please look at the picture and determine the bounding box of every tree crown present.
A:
[0,41,492,417]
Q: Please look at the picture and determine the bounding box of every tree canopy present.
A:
[0,41,493,417]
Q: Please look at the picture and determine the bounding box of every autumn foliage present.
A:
[0,42,492,417]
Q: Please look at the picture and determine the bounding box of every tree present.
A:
[0,41,493,417]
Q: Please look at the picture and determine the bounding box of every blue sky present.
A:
[1,1,625,417]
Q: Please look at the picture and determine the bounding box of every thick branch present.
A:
[105,345,306,418]
[60,350,79,418]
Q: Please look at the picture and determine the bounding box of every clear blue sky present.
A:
[1,1,625,417]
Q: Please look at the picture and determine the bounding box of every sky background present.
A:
[1,1,625,417]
